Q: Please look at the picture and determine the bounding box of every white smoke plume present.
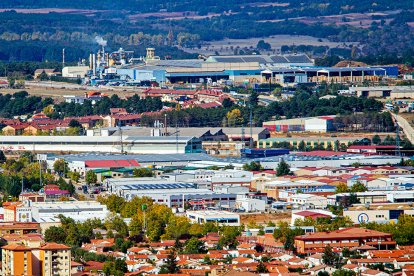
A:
[95,36,107,47]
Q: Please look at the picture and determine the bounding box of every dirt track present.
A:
[240,212,291,225]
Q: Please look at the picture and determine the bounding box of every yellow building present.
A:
[2,243,34,276]
[38,242,71,276]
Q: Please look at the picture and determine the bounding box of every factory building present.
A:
[261,66,396,86]
[105,178,236,208]
[205,54,314,67]
[343,203,414,224]
[263,116,335,133]
[258,135,360,149]
[62,66,89,78]
[0,135,203,154]
[348,86,414,99]
[186,210,240,226]
[47,153,219,176]
[112,53,313,84]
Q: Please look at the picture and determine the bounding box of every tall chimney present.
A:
[92,54,97,76]
[62,48,65,67]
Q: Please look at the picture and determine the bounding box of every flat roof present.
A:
[186,210,240,216]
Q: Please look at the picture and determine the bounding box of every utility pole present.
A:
[249,108,253,149]
[119,123,124,154]
[39,160,42,187]
[21,177,24,193]
[395,110,401,157]
[176,123,179,154]
[164,114,167,135]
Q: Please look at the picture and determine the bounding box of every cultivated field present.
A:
[182,35,352,56]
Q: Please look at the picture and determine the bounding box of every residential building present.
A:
[38,242,71,276]
[294,228,395,254]
[286,194,328,209]
[0,222,40,236]
[2,244,34,276]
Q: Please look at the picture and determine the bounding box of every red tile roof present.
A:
[85,159,139,168]
[38,242,70,250]
[295,228,392,241]
[294,211,331,219]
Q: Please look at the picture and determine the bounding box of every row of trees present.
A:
[0,152,76,198]
[97,194,243,246]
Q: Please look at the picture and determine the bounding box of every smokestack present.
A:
[89,53,93,70]
[62,48,65,67]
[92,54,97,76]
[105,53,109,67]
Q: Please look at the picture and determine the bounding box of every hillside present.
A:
[0,0,412,64]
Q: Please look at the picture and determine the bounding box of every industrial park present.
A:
[0,1,414,276]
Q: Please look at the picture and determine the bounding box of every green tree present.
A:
[160,250,179,274]
[85,170,97,185]
[105,214,129,238]
[0,151,7,163]
[276,159,290,176]
[249,90,259,107]
[256,261,269,273]
[256,40,271,51]
[44,226,66,244]
[218,226,242,249]
[162,216,191,240]
[53,159,67,175]
[372,135,381,145]
[226,108,244,127]
[350,181,368,192]
[322,245,341,268]
[38,70,50,81]
[68,119,82,128]
[98,194,126,214]
[335,183,350,193]
[318,271,330,276]
[332,269,356,276]
[243,161,263,171]
[68,171,80,183]
[133,168,154,177]
[183,237,207,254]
[298,140,306,151]
[103,259,128,276]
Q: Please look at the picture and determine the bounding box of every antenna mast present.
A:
[119,123,124,154]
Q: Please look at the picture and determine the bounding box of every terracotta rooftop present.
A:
[38,242,70,250]
[295,228,392,241]
[2,243,31,251]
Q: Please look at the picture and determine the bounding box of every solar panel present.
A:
[214,57,244,63]
[285,55,311,63]
[270,56,288,63]
[242,56,267,63]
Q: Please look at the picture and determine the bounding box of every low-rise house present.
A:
[294,228,395,254]
[82,238,115,253]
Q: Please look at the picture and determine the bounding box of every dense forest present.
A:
[0,1,412,64]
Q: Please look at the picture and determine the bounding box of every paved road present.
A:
[393,113,414,144]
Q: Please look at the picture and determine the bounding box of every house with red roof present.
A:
[294,228,395,254]
[43,184,70,199]
[104,113,141,127]
[291,210,334,224]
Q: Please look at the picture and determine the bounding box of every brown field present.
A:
[400,113,414,126]
[181,35,350,56]
[0,8,105,15]
[240,212,290,225]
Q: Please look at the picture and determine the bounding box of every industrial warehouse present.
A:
[62,47,398,86]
